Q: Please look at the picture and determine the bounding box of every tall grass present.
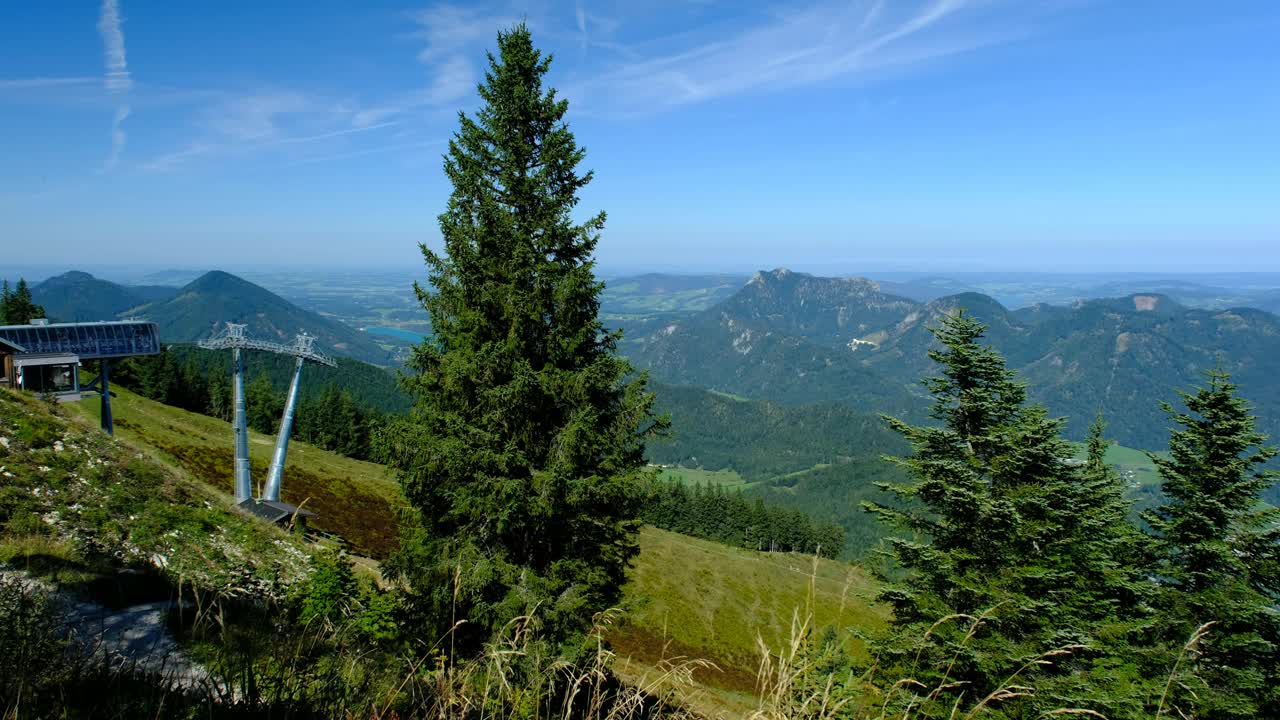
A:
[745,555,1210,720]
[0,570,711,719]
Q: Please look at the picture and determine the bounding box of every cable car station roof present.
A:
[0,320,161,360]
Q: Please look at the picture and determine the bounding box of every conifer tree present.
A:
[245,372,283,434]
[866,311,1030,624]
[379,24,663,652]
[0,279,45,325]
[864,311,1134,715]
[1066,415,1149,618]
[1145,370,1279,719]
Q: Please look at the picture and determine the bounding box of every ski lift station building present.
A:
[0,319,161,432]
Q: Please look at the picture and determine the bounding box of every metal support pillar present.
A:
[199,324,332,505]
[232,348,252,503]
[263,356,304,502]
[99,359,113,435]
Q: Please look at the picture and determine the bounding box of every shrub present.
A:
[0,575,69,709]
[5,509,49,537]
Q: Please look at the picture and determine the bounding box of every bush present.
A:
[295,550,359,630]
[0,486,31,525]
[10,413,60,449]
[293,550,401,645]
[5,509,49,537]
[0,575,69,708]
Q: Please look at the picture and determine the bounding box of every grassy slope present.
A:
[612,527,885,716]
[658,466,756,490]
[0,389,311,595]
[63,389,886,715]
[65,388,404,558]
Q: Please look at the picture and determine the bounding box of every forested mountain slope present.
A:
[164,344,410,414]
[25,269,392,366]
[650,381,903,479]
[134,271,391,365]
[631,269,1280,449]
[31,271,175,322]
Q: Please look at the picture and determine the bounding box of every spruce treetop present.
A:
[1146,369,1278,592]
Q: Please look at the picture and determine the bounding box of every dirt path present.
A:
[3,568,209,689]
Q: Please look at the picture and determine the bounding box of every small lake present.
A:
[365,326,427,342]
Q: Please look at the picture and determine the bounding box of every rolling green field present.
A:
[612,526,885,717]
[1071,441,1165,489]
[64,389,885,717]
[658,466,755,489]
[601,275,746,315]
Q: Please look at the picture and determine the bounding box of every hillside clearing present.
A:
[612,526,886,717]
[65,388,403,558]
[657,466,755,489]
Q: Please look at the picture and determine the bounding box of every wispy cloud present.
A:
[568,0,1050,113]
[202,91,311,142]
[276,139,444,168]
[98,0,131,170]
[126,0,1061,174]
[411,4,517,64]
[344,4,510,127]
[98,0,131,92]
[268,120,401,146]
[352,59,476,128]
[105,105,131,170]
[142,109,401,172]
[0,77,96,91]
[139,2,515,173]
[142,142,216,173]
[575,1,587,50]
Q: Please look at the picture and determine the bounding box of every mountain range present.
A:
[630,269,1280,450]
[32,270,391,365]
[28,266,1280,451]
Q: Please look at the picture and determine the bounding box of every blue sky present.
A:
[1,1,1278,273]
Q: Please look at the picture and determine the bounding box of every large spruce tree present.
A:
[1145,370,1279,720]
[864,311,1146,716]
[380,25,662,652]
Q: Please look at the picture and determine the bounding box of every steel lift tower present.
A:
[199,323,336,504]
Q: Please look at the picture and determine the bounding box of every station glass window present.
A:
[21,364,77,393]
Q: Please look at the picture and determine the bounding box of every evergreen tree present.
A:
[208,374,233,422]
[0,279,45,325]
[138,350,181,404]
[1144,370,1280,719]
[379,24,663,653]
[1068,415,1149,618]
[863,311,1138,716]
[866,311,1030,627]
[298,385,375,460]
[245,372,283,434]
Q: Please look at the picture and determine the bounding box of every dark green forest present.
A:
[111,346,397,462]
[0,279,45,325]
[647,382,904,479]
[643,480,844,558]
